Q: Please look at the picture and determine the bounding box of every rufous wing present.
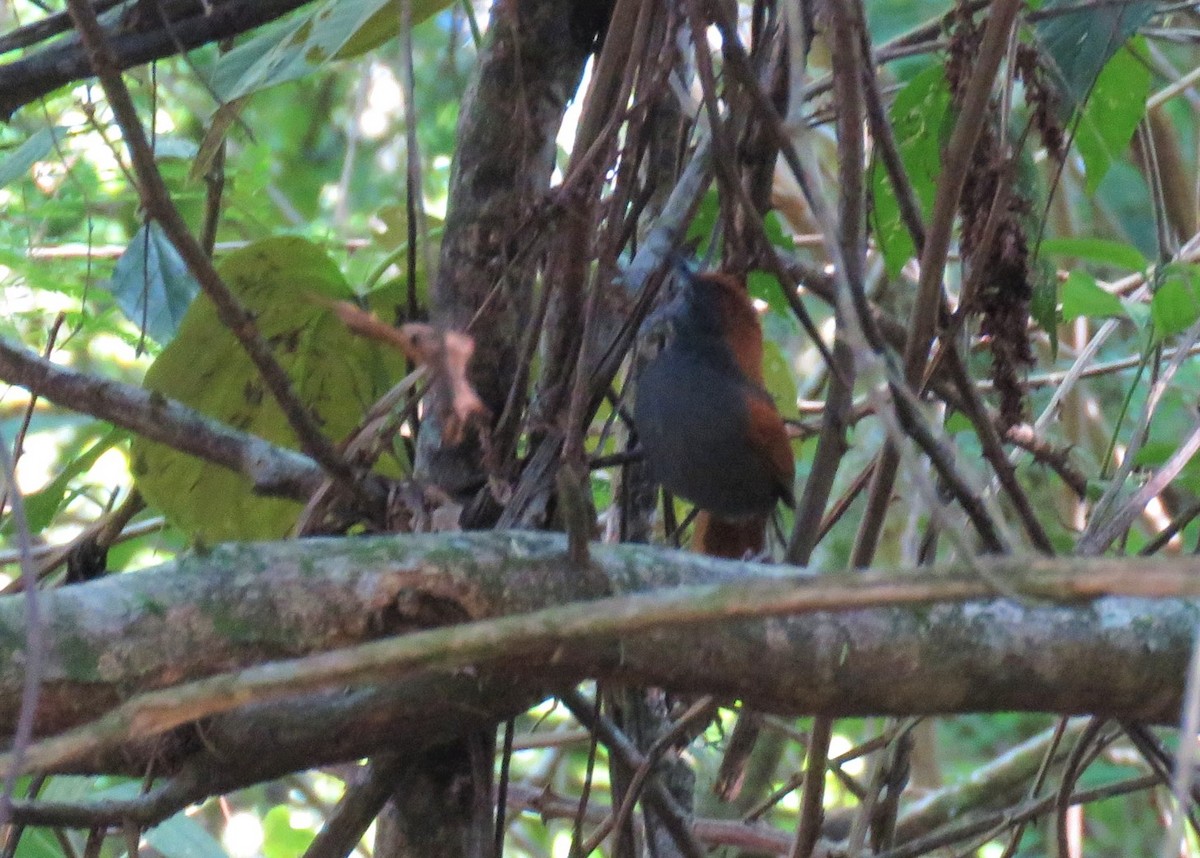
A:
[744,393,795,507]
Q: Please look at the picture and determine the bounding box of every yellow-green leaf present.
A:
[131,237,406,541]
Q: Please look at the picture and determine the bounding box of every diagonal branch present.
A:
[855,0,1024,564]
[64,0,360,502]
[2,532,1200,778]
[0,336,331,502]
[0,0,314,120]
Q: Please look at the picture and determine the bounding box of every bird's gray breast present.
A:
[634,347,780,517]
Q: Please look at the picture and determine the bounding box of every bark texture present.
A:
[1,531,1196,751]
[416,0,595,497]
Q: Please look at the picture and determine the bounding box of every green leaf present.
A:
[686,187,720,256]
[1060,270,1126,322]
[106,222,201,344]
[745,212,797,315]
[131,237,407,542]
[1133,439,1173,467]
[1151,264,1200,339]
[1038,237,1147,272]
[870,63,951,276]
[0,126,66,190]
[762,209,789,251]
[747,269,788,316]
[1034,1,1154,113]
[144,813,229,858]
[210,0,451,101]
[1071,42,1151,193]
[262,806,317,858]
[1035,1,1153,192]
[1029,260,1059,357]
[762,339,798,418]
[945,410,974,435]
[1122,298,1151,331]
[12,829,64,858]
[21,428,126,535]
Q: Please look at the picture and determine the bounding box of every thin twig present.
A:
[301,756,406,858]
[580,696,716,857]
[854,0,1023,566]
[1160,623,1200,858]
[877,773,1162,858]
[788,715,832,858]
[561,690,706,858]
[65,0,360,502]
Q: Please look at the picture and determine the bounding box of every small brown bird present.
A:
[634,269,794,558]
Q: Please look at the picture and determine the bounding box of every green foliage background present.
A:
[2,0,1199,855]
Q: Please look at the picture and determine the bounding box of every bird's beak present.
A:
[638,267,695,340]
[638,294,680,339]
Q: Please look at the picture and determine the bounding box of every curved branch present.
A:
[0,0,314,121]
[0,532,1197,773]
[0,337,328,501]
[65,0,358,497]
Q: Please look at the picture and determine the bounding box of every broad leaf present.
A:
[0,126,65,190]
[106,222,201,344]
[1039,237,1147,273]
[144,813,229,858]
[1072,44,1151,193]
[1035,0,1153,193]
[11,829,63,858]
[870,63,951,276]
[210,0,451,101]
[1060,270,1126,322]
[1035,0,1154,111]
[131,237,407,541]
[1151,263,1200,339]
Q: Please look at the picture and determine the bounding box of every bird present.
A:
[633,269,794,558]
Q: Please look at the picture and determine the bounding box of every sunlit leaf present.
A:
[262,806,316,858]
[1151,264,1200,339]
[21,427,125,535]
[131,237,407,542]
[210,0,452,101]
[1039,237,1147,273]
[1060,270,1126,322]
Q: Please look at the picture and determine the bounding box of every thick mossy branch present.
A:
[0,531,1196,759]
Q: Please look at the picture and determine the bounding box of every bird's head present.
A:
[640,266,765,383]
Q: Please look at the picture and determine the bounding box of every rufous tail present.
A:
[692,512,766,559]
